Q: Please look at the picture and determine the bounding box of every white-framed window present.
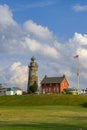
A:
[56,87,59,93]
[49,87,51,93]
[54,87,56,93]
[46,87,48,93]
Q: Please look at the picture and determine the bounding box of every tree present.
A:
[29,83,38,93]
[0,83,3,89]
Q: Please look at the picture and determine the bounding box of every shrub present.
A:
[29,84,38,93]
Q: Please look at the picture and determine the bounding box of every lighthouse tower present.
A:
[27,56,38,92]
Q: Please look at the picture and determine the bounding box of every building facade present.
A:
[6,87,22,95]
[0,88,7,96]
[41,75,69,94]
[27,56,38,92]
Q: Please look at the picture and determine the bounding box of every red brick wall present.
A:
[41,78,69,94]
[60,78,69,92]
[41,83,60,94]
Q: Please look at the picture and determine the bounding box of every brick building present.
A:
[41,74,69,94]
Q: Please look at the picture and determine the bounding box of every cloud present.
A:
[24,1,54,8]
[24,20,54,42]
[0,6,59,59]
[23,20,59,58]
[24,37,59,58]
[69,32,87,58]
[0,4,25,54]
[73,5,87,12]
[9,62,28,90]
[0,4,16,25]
[1,4,87,90]
[0,4,59,90]
[12,1,54,11]
[71,33,87,45]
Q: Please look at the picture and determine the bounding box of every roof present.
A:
[7,88,14,91]
[7,87,22,91]
[13,87,22,90]
[41,75,65,84]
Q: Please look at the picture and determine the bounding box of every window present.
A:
[54,87,56,93]
[50,83,52,86]
[56,87,59,93]
[49,87,51,93]
[46,87,48,93]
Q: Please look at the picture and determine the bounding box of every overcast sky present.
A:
[0,0,87,90]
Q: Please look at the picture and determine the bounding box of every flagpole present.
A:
[77,56,80,94]
[73,55,80,94]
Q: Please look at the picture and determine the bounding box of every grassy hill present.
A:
[0,94,87,130]
[0,94,87,107]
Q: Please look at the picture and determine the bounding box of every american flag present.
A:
[73,55,79,59]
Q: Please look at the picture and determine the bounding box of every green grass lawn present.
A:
[0,94,87,130]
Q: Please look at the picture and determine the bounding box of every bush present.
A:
[62,89,67,94]
[29,84,38,93]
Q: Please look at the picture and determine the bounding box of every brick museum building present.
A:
[41,74,69,94]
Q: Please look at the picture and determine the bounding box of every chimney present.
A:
[63,74,65,78]
[44,75,47,78]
